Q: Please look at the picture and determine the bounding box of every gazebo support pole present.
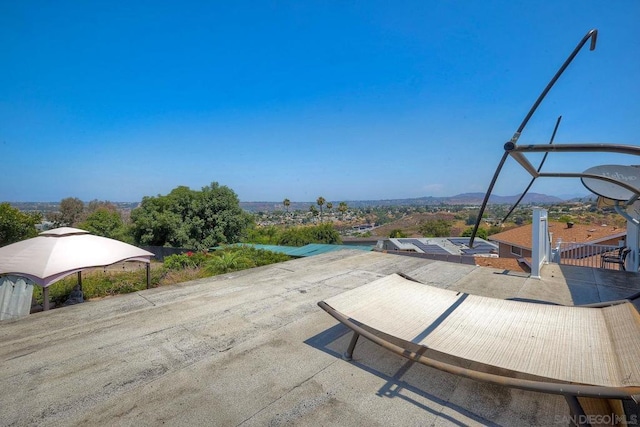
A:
[43,287,49,311]
[77,271,83,291]
[146,263,150,289]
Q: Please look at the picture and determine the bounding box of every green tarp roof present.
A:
[221,243,373,257]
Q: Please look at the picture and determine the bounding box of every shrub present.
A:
[389,229,408,238]
[245,226,282,244]
[205,251,254,275]
[163,251,209,270]
[278,223,341,246]
[460,227,488,239]
[204,246,290,275]
[234,246,290,267]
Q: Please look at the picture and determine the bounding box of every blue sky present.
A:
[1,1,638,203]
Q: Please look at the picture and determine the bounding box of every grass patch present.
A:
[32,266,165,306]
[32,247,291,307]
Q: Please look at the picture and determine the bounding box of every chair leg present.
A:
[343,332,360,361]
[565,395,590,426]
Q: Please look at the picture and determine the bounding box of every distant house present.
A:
[488,221,626,259]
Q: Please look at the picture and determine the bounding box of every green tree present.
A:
[326,202,333,216]
[307,223,341,244]
[309,204,319,220]
[51,197,85,227]
[316,196,326,222]
[461,227,488,240]
[0,203,42,247]
[419,219,452,237]
[130,182,252,250]
[77,207,129,241]
[283,198,291,213]
[86,200,117,214]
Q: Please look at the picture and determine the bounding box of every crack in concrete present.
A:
[235,359,339,426]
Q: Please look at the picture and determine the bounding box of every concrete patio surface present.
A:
[2,250,640,426]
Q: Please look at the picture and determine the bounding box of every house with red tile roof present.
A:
[488,221,626,259]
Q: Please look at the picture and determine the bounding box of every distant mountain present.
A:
[239,192,567,212]
[9,193,572,214]
[448,192,564,205]
[556,193,594,202]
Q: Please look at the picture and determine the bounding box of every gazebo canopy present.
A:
[0,227,154,287]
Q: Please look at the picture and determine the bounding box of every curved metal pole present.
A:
[469,152,508,246]
[512,29,597,141]
[469,29,598,247]
[501,116,562,223]
[614,203,640,226]
[508,142,640,156]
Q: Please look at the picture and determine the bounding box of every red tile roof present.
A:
[488,221,625,249]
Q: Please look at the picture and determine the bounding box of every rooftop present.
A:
[386,237,498,256]
[2,250,639,425]
[489,221,626,249]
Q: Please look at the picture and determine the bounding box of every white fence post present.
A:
[531,208,549,279]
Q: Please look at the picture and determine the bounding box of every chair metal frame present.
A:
[319,274,640,427]
[601,247,631,271]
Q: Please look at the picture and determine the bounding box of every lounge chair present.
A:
[601,247,631,271]
[318,273,640,422]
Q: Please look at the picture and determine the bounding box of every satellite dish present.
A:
[581,165,640,201]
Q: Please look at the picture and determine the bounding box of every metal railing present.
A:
[555,242,621,269]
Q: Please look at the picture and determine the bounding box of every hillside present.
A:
[369,212,461,238]
[239,192,567,212]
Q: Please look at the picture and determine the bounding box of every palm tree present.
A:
[283,198,290,213]
[338,202,348,219]
[309,205,319,222]
[316,196,325,222]
[326,202,333,219]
